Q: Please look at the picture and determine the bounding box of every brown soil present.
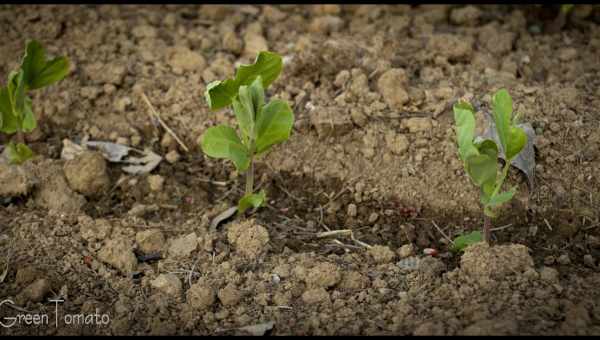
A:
[1,4,600,335]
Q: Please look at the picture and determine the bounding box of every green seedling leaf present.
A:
[6,142,33,165]
[21,40,70,90]
[232,77,265,144]
[255,99,294,154]
[21,97,36,133]
[453,100,478,161]
[487,187,516,208]
[479,115,536,189]
[8,70,26,116]
[465,153,497,188]
[205,51,283,110]
[561,4,574,14]
[200,125,250,172]
[505,126,527,161]
[492,89,512,156]
[451,230,483,252]
[238,189,266,214]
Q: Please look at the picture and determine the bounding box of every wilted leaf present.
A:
[238,190,266,214]
[200,125,250,172]
[254,99,294,154]
[451,230,483,252]
[205,51,282,110]
[210,206,238,230]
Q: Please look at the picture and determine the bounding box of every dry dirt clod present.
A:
[368,245,396,264]
[165,150,181,164]
[398,244,415,259]
[31,159,86,214]
[227,219,270,259]
[97,239,138,275]
[0,162,36,198]
[147,175,165,192]
[583,254,595,268]
[218,282,242,306]
[151,274,183,298]
[539,266,560,283]
[168,232,198,259]
[186,280,215,310]
[79,217,113,242]
[402,117,434,133]
[16,278,51,305]
[377,68,409,111]
[63,151,110,197]
[15,266,42,286]
[305,262,341,288]
[168,46,206,74]
[136,229,165,254]
[460,243,533,287]
[301,287,330,304]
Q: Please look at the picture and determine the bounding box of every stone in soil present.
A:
[136,229,166,254]
[97,238,138,274]
[63,151,110,197]
[539,266,560,283]
[309,105,353,139]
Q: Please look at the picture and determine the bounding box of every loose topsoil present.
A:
[1,4,599,335]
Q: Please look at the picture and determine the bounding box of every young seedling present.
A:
[200,51,294,214]
[0,40,69,164]
[453,89,528,243]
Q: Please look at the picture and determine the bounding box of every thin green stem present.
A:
[245,156,254,196]
[490,159,512,199]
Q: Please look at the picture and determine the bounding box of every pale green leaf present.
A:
[453,100,478,161]
[451,230,483,252]
[21,40,69,90]
[6,142,34,165]
[505,125,527,161]
[21,97,36,133]
[492,89,512,155]
[465,153,497,188]
[487,187,516,208]
[255,99,294,154]
[237,189,266,214]
[199,125,250,171]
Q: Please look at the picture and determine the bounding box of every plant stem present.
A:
[483,214,492,243]
[491,158,512,198]
[245,157,254,196]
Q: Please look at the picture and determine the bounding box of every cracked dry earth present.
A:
[1,4,600,335]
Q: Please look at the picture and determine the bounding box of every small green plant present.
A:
[200,51,294,214]
[453,89,527,243]
[450,230,483,253]
[0,40,69,164]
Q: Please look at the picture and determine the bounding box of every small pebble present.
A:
[165,150,180,164]
[583,254,595,268]
[368,212,379,224]
[544,255,556,266]
[347,203,357,217]
[557,254,571,265]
